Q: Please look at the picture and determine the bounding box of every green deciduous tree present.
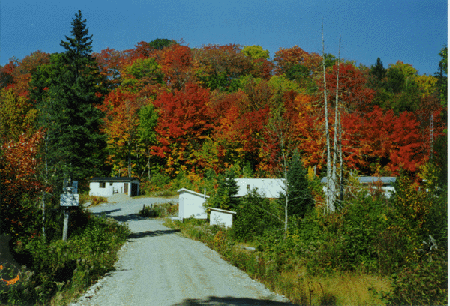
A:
[138,103,158,180]
[149,38,176,50]
[242,45,270,59]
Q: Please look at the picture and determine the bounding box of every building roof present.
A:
[209,207,237,214]
[234,178,286,182]
[177,188,210,198]
[321,176,396,185]
[358,176,396,184]
[90,177,139,182]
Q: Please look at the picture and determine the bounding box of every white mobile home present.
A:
[177,188,209,221]
[234,178,285,198]
[321,176,396,198]
[89,177,140,197]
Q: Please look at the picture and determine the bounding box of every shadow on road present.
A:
[91,208,122,215]
[128,229,181,239]
[172,296,299,305]
[91,211,143,223]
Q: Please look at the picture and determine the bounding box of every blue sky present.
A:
[1,0,448,75]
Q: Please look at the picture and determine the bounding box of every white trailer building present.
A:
[234,178,285,198]
[89,177,140,197]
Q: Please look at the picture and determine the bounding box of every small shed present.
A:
[89,177,140,197]
[177,188,209,221]
[234,178,285,198]
[210,208,236,228]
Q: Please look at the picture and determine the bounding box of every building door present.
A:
[131,183,138,196]
[124,183,128,195]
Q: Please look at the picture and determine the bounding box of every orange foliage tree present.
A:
[0,130,47,236]
[98,89,146,176]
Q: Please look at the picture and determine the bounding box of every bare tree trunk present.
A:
[339,109,344,202]
[332,38,341,207]
[128,151,131,177]
[323,24,335,212]
[281,136,288,238]
[147,149,151,181]
[338,38,344,203]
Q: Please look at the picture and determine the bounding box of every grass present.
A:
[163,218,392,306]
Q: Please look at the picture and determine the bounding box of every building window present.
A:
[247,184,250,191]
[100,182,106,188]
[110,183,113,186]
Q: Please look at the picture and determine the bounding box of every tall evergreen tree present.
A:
[280,150,314,218]
[208,168,240,211]
[30,10,107,191]
[370,58,386,82]
[435,46,448,107]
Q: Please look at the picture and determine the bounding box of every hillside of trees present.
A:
[0,9,447,227]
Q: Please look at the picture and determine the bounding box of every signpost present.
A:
[60,180,79,241]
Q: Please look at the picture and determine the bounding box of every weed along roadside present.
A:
[160,171,447,306]
[163,217,391,306]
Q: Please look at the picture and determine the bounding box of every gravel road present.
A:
[70,195,296,306]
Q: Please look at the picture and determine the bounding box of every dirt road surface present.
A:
[70,195,296,306]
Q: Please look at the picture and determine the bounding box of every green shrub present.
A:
[0,212,130,305]
[139,203,178,218]
[154,202,178,217]
[233,190,282,242]
[385,254,448,305]
[139,204,156,217]
[298,191,418,275]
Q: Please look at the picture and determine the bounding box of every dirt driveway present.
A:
[71,196,296,306]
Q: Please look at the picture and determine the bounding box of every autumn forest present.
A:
[1,28,447,184]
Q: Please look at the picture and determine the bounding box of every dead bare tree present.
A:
[322,24,335,212]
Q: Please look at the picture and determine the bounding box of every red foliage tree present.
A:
[342,106,427,174]
[274,46,322,76]
[152,82,213,174]
[325,63,376,113]
[159,44,193,90]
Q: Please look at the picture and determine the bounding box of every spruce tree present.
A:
[282,150,314,218]
[209,168,240,211]
[31,10,107,191]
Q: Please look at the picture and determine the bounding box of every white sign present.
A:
[72,181,78,194]
[60,193,79,207]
